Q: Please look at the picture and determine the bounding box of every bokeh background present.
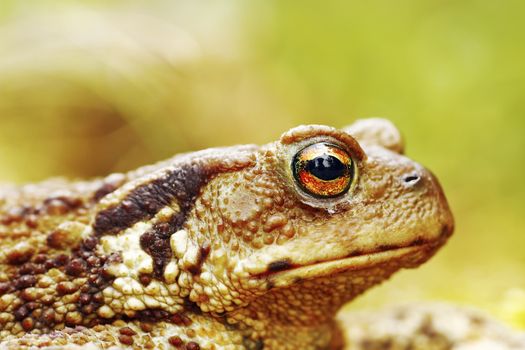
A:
[1,0,524,329]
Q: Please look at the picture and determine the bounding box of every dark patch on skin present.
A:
[186,264,201,276]
[19,263,44,276]
[47,230,65,249]
[267,259,293,273]
[118,327,137,336]
[43,196,83,216]
[243,337,265,350]
[183,298,203,315]
[346,250,364,258]
[119,327,137,336]
[169,312,193,326]
[377,244,398,251]
[0,282,11,295]
[140,222,175,279]
[83,236,99,251]
[56,282,78,295]
[187,243,211,276]
[93,174,126,202]
[411,237,426,246]
[118,334,134,346]
[6,246,35,265]
[25,215,39,229]
[292,277,303,284]
[186,342,201,350]
[53,254,70,267]
[14,305,30,321]
[139,273,152,286]
[96,162,215,278]
[129,308,193,325]
[200,243,211,262]
[139,211,196,278]
[47,225,85,250]
[416,316,454,347]
[15,275,37,290]
[93,163,210,235]
[65,258,87,277]
[168,336,184,347]
[168,335,201,350]
[137,164,219,278]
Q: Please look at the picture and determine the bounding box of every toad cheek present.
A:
[241,164,453,287]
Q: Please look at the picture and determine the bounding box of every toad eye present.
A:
[292,142,355,198]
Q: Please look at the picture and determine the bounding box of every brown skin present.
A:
[0,119,453,349]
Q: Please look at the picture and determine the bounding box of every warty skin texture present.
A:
[0,119,453,349]
[341,303,525,350]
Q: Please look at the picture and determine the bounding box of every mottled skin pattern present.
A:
[0,119,455,349]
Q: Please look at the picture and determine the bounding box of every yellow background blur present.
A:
[1,1,524,328]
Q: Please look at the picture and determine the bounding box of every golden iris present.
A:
[292,143,354,198]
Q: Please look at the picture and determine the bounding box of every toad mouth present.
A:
[256,243,438,288]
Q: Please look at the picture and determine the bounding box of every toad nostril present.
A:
[402,173,421,187]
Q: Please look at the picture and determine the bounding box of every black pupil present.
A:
[305,154,347,181]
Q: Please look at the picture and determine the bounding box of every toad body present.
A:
[0,119,454,349]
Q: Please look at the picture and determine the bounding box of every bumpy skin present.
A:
[341,303,525,350]
[0,119,454,349]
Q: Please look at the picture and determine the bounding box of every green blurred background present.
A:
[0,0,524,328]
